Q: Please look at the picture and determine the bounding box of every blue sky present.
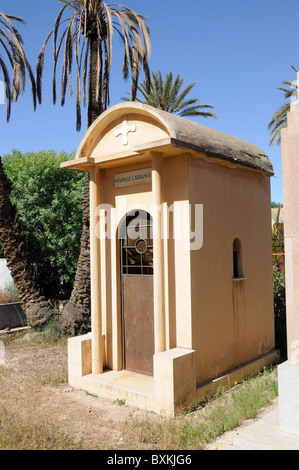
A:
[1,0,299,204]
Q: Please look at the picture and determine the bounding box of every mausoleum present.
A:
[62,102,278,416]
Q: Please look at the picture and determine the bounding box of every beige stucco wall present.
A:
[281,101,299,361]
[160,154,192,350]
[188,155,275,385]
[93,151,275,386]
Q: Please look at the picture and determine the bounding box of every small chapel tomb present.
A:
[62,102,278,416]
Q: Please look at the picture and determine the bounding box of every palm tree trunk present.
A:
[59,172,91,334]
[60,34,102,335]
[88,35,102,126]
[0,157,53,328]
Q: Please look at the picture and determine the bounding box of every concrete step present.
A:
[81,369,155,411]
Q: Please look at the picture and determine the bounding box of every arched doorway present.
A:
[120,210,154,375]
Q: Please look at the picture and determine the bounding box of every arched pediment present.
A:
[63,101,273,175]
[75,102,172,161]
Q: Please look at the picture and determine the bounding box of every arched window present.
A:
[233,238,243,279]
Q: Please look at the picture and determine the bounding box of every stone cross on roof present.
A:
[114,120,136,146]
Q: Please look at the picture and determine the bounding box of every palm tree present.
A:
[37,0,151,130]
[37,1,151,334]
[124,71,217,119]
[268,76,298,146]
[0,12,53,328]
[0,158,53,328]
[0,11,36,121]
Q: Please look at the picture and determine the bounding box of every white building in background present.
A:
[0,259,14,290]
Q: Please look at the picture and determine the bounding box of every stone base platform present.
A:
[68,334,279,417]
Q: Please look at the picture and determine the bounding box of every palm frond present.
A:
[0,55,12,120]
[268,101,290,146]
[0,11,36,121]
[268,76,297,146]
[38,1,151,130]
[129,70,217,119]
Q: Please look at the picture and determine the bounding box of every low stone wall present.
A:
[0,303,27,330]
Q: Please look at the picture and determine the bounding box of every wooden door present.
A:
[120,210,154,375]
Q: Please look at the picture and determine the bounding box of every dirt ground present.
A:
[0,328,278,451]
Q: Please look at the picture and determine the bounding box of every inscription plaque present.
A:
[114,168,152,188]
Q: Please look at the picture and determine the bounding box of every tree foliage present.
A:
[268,78,297,146]
[272,204,286,359]
[0,11,36,121]
[37,0,151,130]
[271,201,283,208]
[125,70,217,118]
[37,1,152,334]
[273,270,286,360]
[2,150,85,299]
[272,205,284,257]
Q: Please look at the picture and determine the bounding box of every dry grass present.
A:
[0,330,79,450]
[0,408,83,451]
[0,283,20,305]
[0,328,279,451]
[121,370,278,450]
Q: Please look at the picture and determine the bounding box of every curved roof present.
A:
[74,102,273,175]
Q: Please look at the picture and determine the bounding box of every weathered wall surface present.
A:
[281,99,299,361]
[189,155,275,385]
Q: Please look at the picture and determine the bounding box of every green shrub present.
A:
[273,270,287,360]
[2,150,85,300]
